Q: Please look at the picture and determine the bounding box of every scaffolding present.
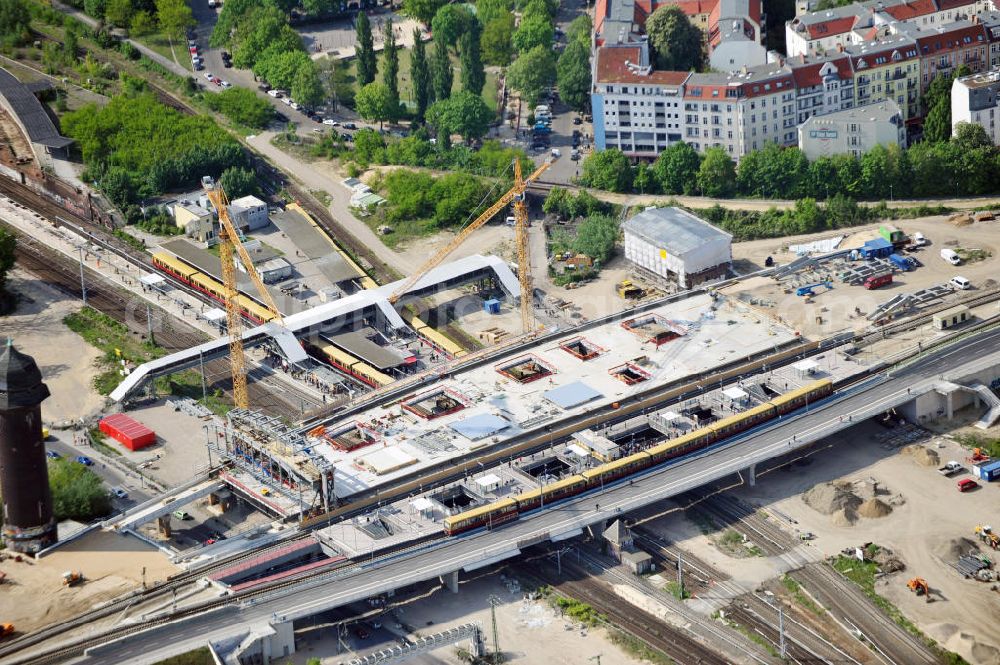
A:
[217,409,336,515]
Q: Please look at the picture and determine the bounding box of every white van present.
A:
[940,248,961,265]
[534,105,550,115]
[951,276,971,290]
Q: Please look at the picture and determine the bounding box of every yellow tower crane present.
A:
[205,187,284,409]
[387,158,554,333]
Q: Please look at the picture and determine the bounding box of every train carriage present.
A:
[443,498,518,536]
[581,452,652,488]
[708,402,777,439]
[513,474,587,512]
[770,379,832,413]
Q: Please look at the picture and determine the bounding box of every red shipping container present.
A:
[99,413,156,451]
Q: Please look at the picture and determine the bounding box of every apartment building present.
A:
[952,68,1000,142]
[798,100,906,158]
[843,34,922,119]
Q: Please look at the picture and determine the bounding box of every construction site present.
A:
[5,136,1000,665]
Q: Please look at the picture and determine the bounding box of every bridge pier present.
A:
[441,570,459,594]
[156,515,171,538]
[746,464,757,487]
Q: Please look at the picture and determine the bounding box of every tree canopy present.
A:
[556,40,591,112]
[652,142,700,195]
[63,94,245,206]
[203,87,275,128]
[580,148,633,192]
[507,45,556,106]
[427,90,493,142]
[697,147,736,197]
[460,21,485,96]
[481,15,514,66]
[0,0,30,47]
[403,0,447,24]
[432,38,453,102]
[566,14,593,46]
[355,11,377,87]
[155,0,195,40]
[432,4,474,48]
[573,214,619,264]
[512,12,554,53]
[219,166,259,199]
[645,5,702,71]
[49,458,111,522]
[412,30,432,122]
[476,0,513,26]
[382,19,400,119]
[355,82,396,127]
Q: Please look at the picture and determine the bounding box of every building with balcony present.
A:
[952,68,1000,142]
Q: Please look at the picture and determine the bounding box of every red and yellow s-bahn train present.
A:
[152,252,278,325]
[443,379,833,536]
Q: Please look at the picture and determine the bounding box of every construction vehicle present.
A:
[62,571,84,586]
[0,624,13,639]
[863,272,893,290]
[907,577,931,601]
[795,281,832,297]
[616,280,644,299]
[967,448,990,464]
[879,224,908,245]
[975,525,1000,550]
[386,158,554,334]
[204,186,284,410]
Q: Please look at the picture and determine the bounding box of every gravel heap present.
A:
[858,498,893,518]
[902,444,940,467]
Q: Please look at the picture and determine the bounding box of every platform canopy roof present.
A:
[449,413,510,440]
[544,381,604,409]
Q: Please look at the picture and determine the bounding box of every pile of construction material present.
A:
[804,479,899,526]
[902,444,941,467]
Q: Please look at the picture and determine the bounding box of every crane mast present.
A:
[512,160,534,332]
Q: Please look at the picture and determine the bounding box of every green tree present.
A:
[156,0,195,40]
[219,166,258,199]
[232,7,303,69]
[356,82,395,128]
[0,227,14,295]
[403,0,447,24]
[512,12,553,53]
[507,45,555,106]
[652,142,699,194]
[645,5,702,71]
[427,90,493,142]
[481,15,514,66]
[382,19,400,119]
[736,143,808,198]
[460,21,485,95]
[556,40,590,112]
[412,30,432,122]
[922,101,952,144]
[292,63,324,107]
[129,10,157,36]
[48,458,111,522]
[203,87,274,128]
[573,214,618,264]
[566,14,593,46]
[432,4,473,48]
[476,0,513,26]
[697,147,736,197]
[105,0,133,29]
[356,11,377,87]
[633,162,653,194]
[581,149,632,192]
[432,38,453,102]
[64,22,80,63]
[211,0,269,47]
[953,121,992,151]
[83,0,106,20]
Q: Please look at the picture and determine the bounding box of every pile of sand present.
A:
[858,498,893,518]
[803,481,863,515]
[902,444,940,467]
[939,537,981,561]
[831,508,857,527]
[871,546,905,572]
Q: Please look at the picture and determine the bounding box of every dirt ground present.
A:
[724,216,1000,337]
[0,529,178,634]
[116,400,216,487]
[726,418,1000,665]
[3,270,106,424]
[291,573,639,665]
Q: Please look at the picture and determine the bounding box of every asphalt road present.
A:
[58,324,1000,665]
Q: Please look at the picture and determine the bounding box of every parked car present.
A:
[173,510,192,520]
[289,101,300,110]
[75,455,94,466]
[45,450,61,459]
[258,82,272,92]
[221,80,232,89]
[221,50,231,62]
[193,61,205,71]
[112,488,129,499]
[222,59,232,68]
[958,478,979,492]
[188,46,198,55]
[322,118,339,126]
[951,276,971,290]
[267,89,284,98]
[912,232,927,246]
[573,116,583,125]
[204,72,215,81]
[340,132,353,141]
[342,122,358,130]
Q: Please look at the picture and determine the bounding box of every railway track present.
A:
[513,558,733,665]
[693,494,939,665]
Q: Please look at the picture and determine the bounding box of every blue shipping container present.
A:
[975,460,1000,481]
[860,237,893,259]
[484,298,501,314]
[889,253,914,271]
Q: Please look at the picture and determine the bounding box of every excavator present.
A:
[0,623,13,639]
[907,577,932,602]
[62,570,84,586]
[967,448,990,464]
[975,525,1000,550]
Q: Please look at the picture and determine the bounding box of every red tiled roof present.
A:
[652,0,715,16]
[747,0,762,27]
[880,0,936,21]
[916,24,987,54]
[594,0,610,41]
[805,16,857,39]
[742,75,795,97]
[789,55,853,88]
[595,47,693,84]
[684,83,738,98]
[936,0,979,10]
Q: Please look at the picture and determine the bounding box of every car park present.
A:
[75,456,94,466]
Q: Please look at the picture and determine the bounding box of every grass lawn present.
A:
[134,32,192,72]
[338,41,499,116]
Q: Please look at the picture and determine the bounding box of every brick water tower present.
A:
[0,340,57,553]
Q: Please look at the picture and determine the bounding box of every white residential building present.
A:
[622,207,732,288]
[229,195,269,231]
[952,69,1000,143]
[798,100,906,158]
